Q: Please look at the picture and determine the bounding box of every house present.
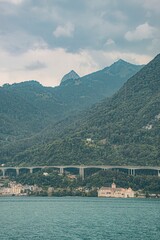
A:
[98,183,135,198]
[67,174,77,179]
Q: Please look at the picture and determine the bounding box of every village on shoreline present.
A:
[0,177,160,198]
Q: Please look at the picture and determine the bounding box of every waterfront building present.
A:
[0,181,42,196]
[0,182,23,195]
[98,183,135,198]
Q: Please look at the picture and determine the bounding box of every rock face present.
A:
[60,70,80,84]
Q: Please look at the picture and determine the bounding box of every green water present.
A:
[0,197,160,240]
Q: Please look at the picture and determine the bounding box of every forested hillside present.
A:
[0,60,142,142]
[55,59,143,111]
[7,54,160,167]
[0,81,66,138]
[0,60,142,165]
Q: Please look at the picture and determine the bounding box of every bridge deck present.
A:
[0,165,160,170]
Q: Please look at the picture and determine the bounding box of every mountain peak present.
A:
[114,59,131,66]
[117,59,126,63]
[103,59,143,76]
[60,70,80,84]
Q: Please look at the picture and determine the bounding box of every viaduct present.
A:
[0,165,160,180]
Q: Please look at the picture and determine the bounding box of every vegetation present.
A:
[3,54,159,167]
[0,60,143,165]
[10,169,160,195]
[1,55,160,197]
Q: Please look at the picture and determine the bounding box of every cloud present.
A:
[142,0,160,13]
[0,46,99,87]
[53,22,75,38]
[0,0,159,86]
[125,22,157,41]
[0,31,48,54]
[0,44,152,88]
[0,0,159,54]
[0,0,23,4]
[105,38,115,46]
[25,61,47,71]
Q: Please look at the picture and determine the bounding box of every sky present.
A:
[0,0,159,87]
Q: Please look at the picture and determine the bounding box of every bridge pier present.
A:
[2,169,6,177]
[29,168,33,174]
[60,167,64,175]
[128,169,136,176]
[79,167,84,180]
[158,170,160,177]
[16,168,20,176]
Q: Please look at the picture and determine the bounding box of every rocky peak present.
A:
[60,70,80,84]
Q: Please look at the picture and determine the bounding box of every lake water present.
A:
[0,197,160,240]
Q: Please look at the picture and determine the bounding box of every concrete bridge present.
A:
[0,165,160,180]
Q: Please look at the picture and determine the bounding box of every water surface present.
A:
[0,197,160,240]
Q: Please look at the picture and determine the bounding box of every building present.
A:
[98,183,135,198]
[67,174,77,180]
[0,181,42,196]
[0,182,23,196]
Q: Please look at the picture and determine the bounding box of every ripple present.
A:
[0,197,160,240]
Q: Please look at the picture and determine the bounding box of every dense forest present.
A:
[4,54,159,167]
[0,60,143,165]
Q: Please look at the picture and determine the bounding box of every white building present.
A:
[98,183,135,198]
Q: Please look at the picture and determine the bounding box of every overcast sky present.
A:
[0,0,159,86]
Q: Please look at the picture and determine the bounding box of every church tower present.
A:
[111,182,116,189]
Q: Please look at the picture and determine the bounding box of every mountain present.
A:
[0,81,67,140]
[0,60,143,165]
[60,70,80,85]
[0,60,142,138]
[10,54,160,167]
[53,60,143,112]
